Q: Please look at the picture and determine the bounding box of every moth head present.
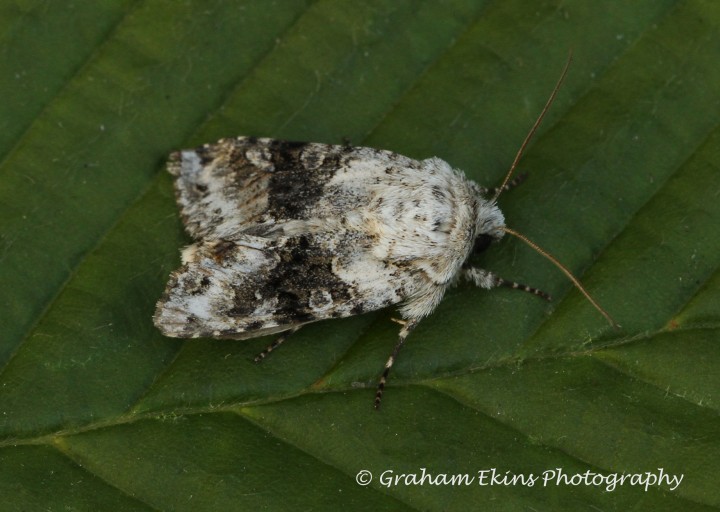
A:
[471,199,505,257]
[472,233,493,255]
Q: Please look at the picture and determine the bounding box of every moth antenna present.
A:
[502,227,618,328]
[492,51,573,203]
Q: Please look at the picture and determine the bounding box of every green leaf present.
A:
[1,1,719,510]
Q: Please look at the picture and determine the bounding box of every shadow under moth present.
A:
[154,57,615,408]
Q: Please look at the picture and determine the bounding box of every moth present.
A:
[154,57,615,408]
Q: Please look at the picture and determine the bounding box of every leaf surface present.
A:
[1,1,718,510]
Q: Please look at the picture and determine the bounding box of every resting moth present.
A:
[154,56,615,408]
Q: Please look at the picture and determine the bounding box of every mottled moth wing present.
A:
[154,232,413,339]
[155,137,444,339]
[157,136,474,339]
[168,137,416,240]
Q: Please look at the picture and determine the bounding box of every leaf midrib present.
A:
[3,319,716,452]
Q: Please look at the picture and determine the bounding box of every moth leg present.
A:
[463,267,552,301]
[253,327,301,363]
[374,318,420,410]
[479,172,528,196]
